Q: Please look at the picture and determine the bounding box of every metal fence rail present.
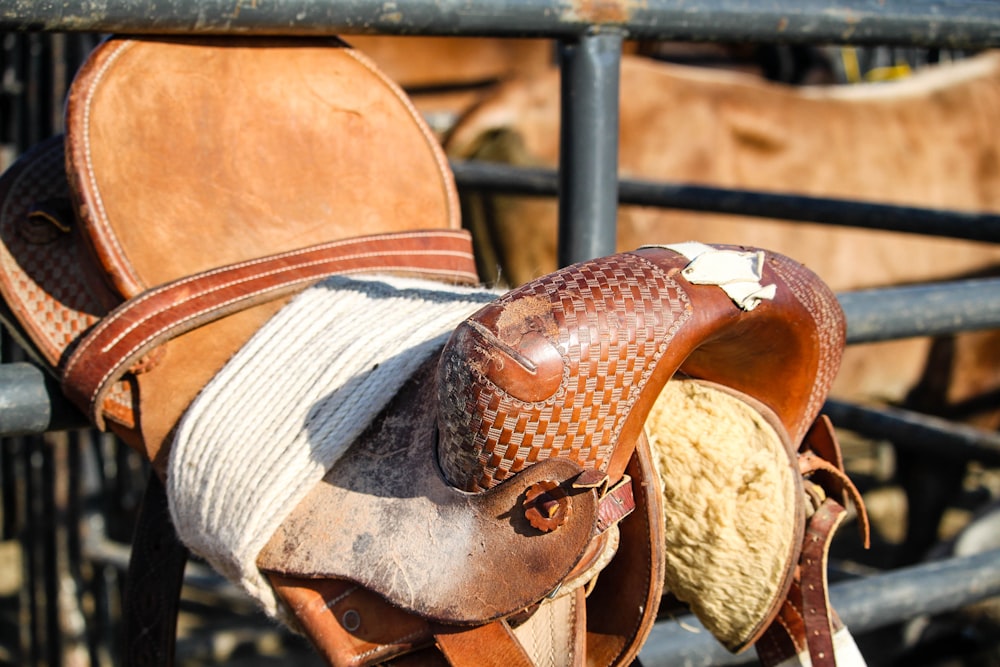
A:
[643,548,1000,666]
[3,0,1000,45]
[452,161,1000,244]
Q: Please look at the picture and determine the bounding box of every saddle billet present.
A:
[0,35,868,667]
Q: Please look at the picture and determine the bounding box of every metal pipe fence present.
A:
[3,0,1000,45]
[451,161,1000,244]
[642,548,1000,666]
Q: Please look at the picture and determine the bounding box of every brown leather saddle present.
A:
[0,36,867,667]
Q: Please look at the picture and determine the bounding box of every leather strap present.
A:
[596,474,636,532]
[123,472,188,667]
[265,472,636,666]
[124,457,616,667]
[755,498,847,667]
[754,413,870,667]
[755,592,808,665]
[799,451,871,549]
[799,498,846,667]
[61,229,478,429]
[268,576,436,665]
[435,620,535,667]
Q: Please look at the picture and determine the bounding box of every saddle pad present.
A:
[169,275,500,616]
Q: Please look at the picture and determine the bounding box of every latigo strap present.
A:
[61,229,479,428]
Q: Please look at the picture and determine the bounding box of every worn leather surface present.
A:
[266,437,663,667]
[258,359,601,624]
[65,36,460,299]
[268,576,437,665]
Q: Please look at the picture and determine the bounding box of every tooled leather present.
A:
[0,139,105,367]
[772,261,846,445]
[65,37,462,300]
[437,251,693,492]
[59,230,478,428]
[0,137,135,423]
[436,245,847,492]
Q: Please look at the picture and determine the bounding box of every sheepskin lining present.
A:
[645,378,801,651]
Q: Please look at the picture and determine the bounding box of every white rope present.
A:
[167,275,500,618]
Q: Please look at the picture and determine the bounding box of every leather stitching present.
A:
[78,262,477,414]
[62,229,470,377]
[351,628,428,665]
[323,584,359,611]
[78,42,462,298]
[343,49,461,229]
[79,40,143,294]
[98,249,474,353]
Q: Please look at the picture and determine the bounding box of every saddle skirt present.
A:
[0,35,868,667]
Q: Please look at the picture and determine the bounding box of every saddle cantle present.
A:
[0,35,868,667]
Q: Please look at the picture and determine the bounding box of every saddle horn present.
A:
[436,244,842,492]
